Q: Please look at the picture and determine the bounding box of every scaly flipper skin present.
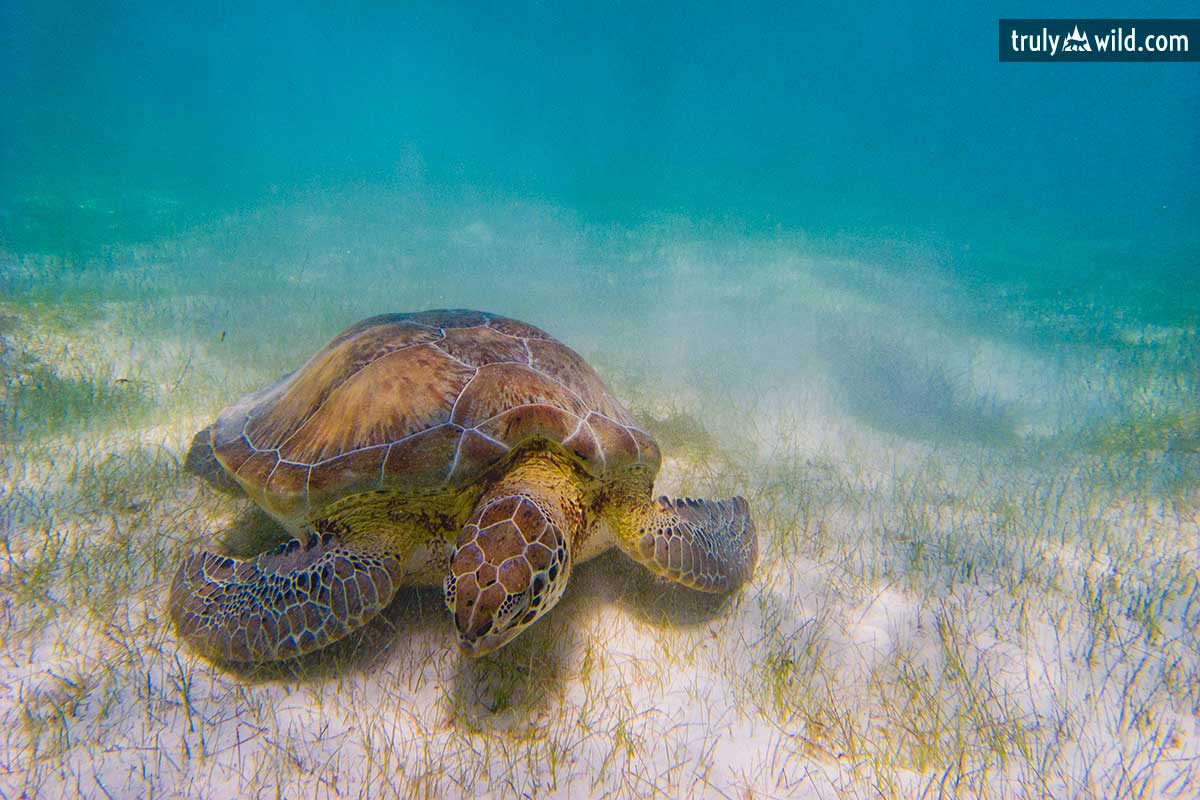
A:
[445,452,582,656]
[182,425,244,496]
[170,531,403,662]
[617,496,757,592]
[172,310,759,663]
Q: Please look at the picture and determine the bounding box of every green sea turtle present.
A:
[171,310,756,662]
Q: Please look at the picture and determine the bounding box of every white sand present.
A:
[2,194,1198,798]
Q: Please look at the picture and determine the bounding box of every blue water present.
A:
[3,2,1197,310]
[3,8,1200,797]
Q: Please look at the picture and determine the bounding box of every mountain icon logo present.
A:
[1063,24,1091,52]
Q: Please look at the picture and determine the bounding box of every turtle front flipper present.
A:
[616,496,757,592]
[169,531,402,663]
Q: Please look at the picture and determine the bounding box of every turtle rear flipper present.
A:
[183,425,244,496]
[617,496,757,593]
[170,532,402,662]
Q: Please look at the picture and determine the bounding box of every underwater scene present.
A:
[2,2,1198,798]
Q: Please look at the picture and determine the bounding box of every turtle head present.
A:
[444,497,572,657]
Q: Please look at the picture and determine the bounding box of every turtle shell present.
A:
[210,310,660,523]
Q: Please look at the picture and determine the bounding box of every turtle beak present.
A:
[456,634,494,658]
[455,613,492,655]
[450,574,534,656]
[457,638,486,657]
[455,619,518,657]
[448,573,518,657]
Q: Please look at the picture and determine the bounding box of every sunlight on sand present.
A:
[2,193,1198,798]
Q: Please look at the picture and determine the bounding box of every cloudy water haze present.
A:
[1,2,1198,798]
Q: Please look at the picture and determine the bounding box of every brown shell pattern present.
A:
[211,311,660,521]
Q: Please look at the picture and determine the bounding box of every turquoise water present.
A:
[2,4,1199,798]
[3,1,1196,446]
[3,2,1197,305]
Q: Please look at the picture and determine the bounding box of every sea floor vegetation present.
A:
[2,194,1197,798]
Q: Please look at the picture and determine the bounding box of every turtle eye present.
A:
[497,590,528,625]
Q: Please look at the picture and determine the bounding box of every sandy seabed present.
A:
[2,193,1198,798]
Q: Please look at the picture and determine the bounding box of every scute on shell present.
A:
[209,310,661,525]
